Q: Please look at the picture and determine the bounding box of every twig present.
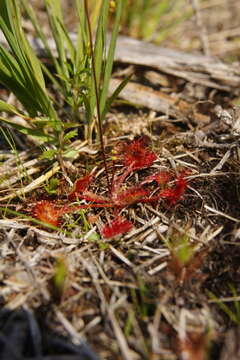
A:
[109,245,134,268]
[0,162,60,201]
[190,0,210,56]
[148,261,167,276]
[210,150,231,173]
[204,204,240,223]
[108,305,136,360]
[6,229,50,302]
[54,306,83,344]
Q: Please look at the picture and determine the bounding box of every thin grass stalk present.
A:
[84,0,111,194]
[99,0,123,116]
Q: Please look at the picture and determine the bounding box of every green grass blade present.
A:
[100,0,124,118]
[86,0,109,121]
[0,100,27,117]
[93,0,109,88]
[20,0,61,75]
[1,0,45,89]
[141,0,169,38]
[76,0,89,67]
[101,74,132,120]
[0,0,59,123]
[0,116,55,143]
[0,46,45,116]
[44,0,70,93]
[208,291,240,325]
[57,20,76,62]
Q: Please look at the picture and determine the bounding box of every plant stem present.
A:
[84,0,111,194]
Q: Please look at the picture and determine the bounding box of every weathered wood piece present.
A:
[1,32,239,92]
[0,32,239,119]
[109,78,210,123]
[113,36,240,92]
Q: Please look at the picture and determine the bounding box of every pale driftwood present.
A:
[1,32,239,93]
[109,78,210,122]
[0,31,239,121]
[113,36,240,92]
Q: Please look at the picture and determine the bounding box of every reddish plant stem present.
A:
[66,203,114,213]
[84,0,111,194]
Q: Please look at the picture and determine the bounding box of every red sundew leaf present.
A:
[114,187,150,207]
[141,170,172,186]
[75,174,93,191]
[101,217,133,238]
[32,200,65,227]
[68,174,93,200]
[159,188,178,204]
[116,137,157,170]
[81,190,109,203]
[159,173,188,205]
[172,173,188,202]
[70,190,109,204]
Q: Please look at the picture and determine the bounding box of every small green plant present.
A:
[44,177,60,195]
[49,256,68,303]
[168,232,196,266]
[0,0,125,157]
[166,229,207,285]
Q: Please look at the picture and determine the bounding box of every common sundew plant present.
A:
[0,0,125,158]
[31,137,190,237]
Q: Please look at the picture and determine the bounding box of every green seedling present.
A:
[168,233,196,266]
[98,241,109,251]
[50,256,68,303]
[87,231,100,242]
[44,177,60,195]
[166,231,207,285]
